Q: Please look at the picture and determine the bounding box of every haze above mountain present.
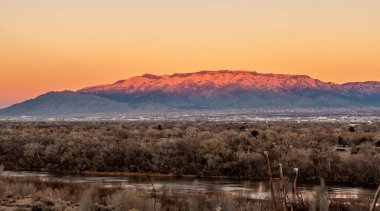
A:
[1,70,380,116]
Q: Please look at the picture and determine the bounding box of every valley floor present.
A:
[0,120,380,210]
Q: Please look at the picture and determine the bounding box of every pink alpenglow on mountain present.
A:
[77,70,380,108]
[79,70,380,95]
[1,70,379,116]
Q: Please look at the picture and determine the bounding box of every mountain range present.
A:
[1,70,380,116]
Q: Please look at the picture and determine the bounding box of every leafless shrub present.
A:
[78,188,95,211]
[107,188,154,211]
[308,179,329,211]
[0,181,36,197]
[1,121,380,185]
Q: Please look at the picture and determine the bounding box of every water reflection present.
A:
[1,171,376,201]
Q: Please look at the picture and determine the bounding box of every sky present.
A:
[1,0,380,108]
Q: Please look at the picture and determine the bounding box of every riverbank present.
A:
[1,121,379,186]
[0,177,272,211]
[0,175,376,211]
[3,167,379,188]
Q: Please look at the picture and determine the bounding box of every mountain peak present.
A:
[2,70,380,115]
[142,74,161,79]
[78,70,334,95]
[76,70,380,108]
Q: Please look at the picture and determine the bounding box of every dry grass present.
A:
[0,177,378,211]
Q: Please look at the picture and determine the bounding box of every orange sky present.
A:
[1,0,380,108]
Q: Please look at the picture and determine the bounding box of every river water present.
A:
[1,171,377,203]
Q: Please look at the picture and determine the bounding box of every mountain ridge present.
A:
[77,70,380,108]
[78,70,379,95]
[1,70,380,116]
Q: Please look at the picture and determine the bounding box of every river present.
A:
[1,171,378,204]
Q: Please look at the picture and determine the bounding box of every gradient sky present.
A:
[1,0,380,108]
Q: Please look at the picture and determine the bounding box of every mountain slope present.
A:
[0,91,131,116]
[79,70,338,94]
[2,70,380,116]
[340,81,380,94]
[78,70,380,108]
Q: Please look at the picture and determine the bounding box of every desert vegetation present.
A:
[0,176,377,211]
[0,121,379,185]
[0,173,284,211]
[0,121,380,210]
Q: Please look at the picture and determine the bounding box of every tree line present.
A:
[0,121,379,184]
